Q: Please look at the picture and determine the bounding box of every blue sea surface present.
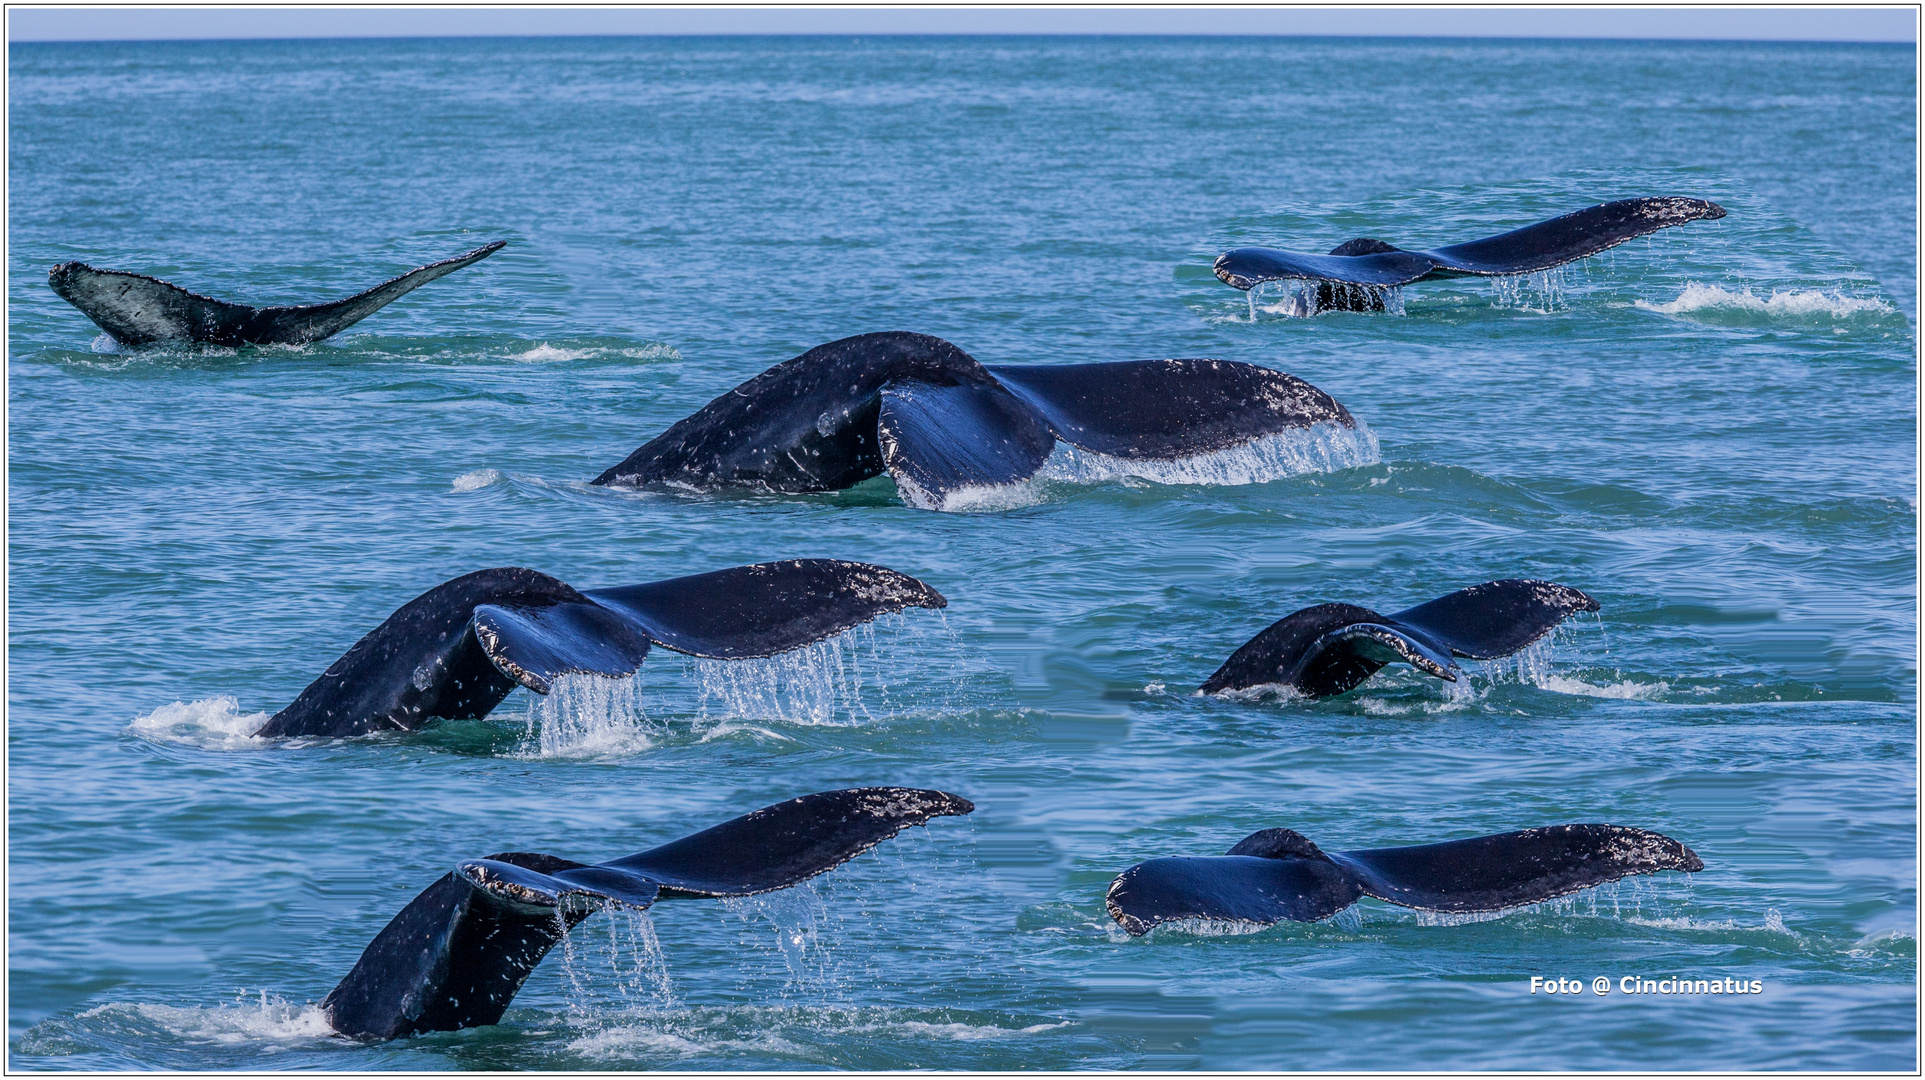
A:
[7,35,1917,1070]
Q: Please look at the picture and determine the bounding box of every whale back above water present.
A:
[1105,823,1704,935]
[321,787,975,1040]
[1213,197,1727,305]
[593,331,1358,510]
[253,560,946,739]
[1200,579,1600,699]
[47,240,505,346]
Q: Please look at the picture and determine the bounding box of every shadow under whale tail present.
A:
[47,240,504,347]
[320,788,974,1040]
[1213,196,1727,293]
[255,560,946,738]
[1105,823,1703,936]
[1199,579,1598,699]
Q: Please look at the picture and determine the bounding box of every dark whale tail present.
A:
[47,240,505,346]
[1213,197,1726,298]
[592,331,1358,511]
[1200,579,1598,699]
[253,560,945,738]
[321,787,975,1040]
[1105,823,1702,936]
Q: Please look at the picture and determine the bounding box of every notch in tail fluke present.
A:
[1200,579,1599,699]
[252,560,946,739]
[47,240,505,346]
[1105,823,1702,936]
[321,787,975,1040]
[1213,197,1727,307]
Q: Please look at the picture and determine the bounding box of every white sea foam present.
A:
[1636,282,1893,319]
[128,696,275,750]
[566,1007,1068,1061]
[1533,674,1669,700]
[848,1019,1074,1041]
[76,994,335,1046]
[510,342,682,363]
[1133,916,1276,938]
[1626,907,1801,940]
[450,468,502,492]
[1844,928,1914,958]
[1202,681,1309,704]
[890,470,1045,514]
[567,1019,806,1060]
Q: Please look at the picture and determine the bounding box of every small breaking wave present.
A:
[1532,674,1669,700]
[1636,282,1893,321]
[17,993,337,1057]
[564,1004,1071,1064]
[451,468,503,492]
[510,341,682,363]
[128,696,276,750]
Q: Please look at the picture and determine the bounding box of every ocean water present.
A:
[6,34,1915,1071]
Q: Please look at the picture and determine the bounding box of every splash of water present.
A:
[518,674,660,759]
[127,696,275,750]
[689,621,893,728]
[721,885,842,994]
[34,993,336,1051]
[602,907,677,1008]
[1488,267,1570,311]
[1635,281,1894,319]
[1038,421,1381,489]
[509,341,682,363]
[894,422,1379,512]
[450,468,502,492]
[1243,279,1406,318]
[1132,916,1277,939]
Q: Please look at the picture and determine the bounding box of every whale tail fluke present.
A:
[1105,824,1701,936]
[1199,579,1597,699]
[987,359,1356,459]
[255,561,945,739]
[46,263,256,347]
[48,240,504,346]
[1424,197,1726,277]
[321,788,974,1040]
[1213,196,1726,294]
[592,332,1361,511]
[240,240,506,345]
[582,559,947,659]
[877,380,1059,506]
[1386,578,1599,660]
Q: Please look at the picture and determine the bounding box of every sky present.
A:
[6,6,1918,44]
